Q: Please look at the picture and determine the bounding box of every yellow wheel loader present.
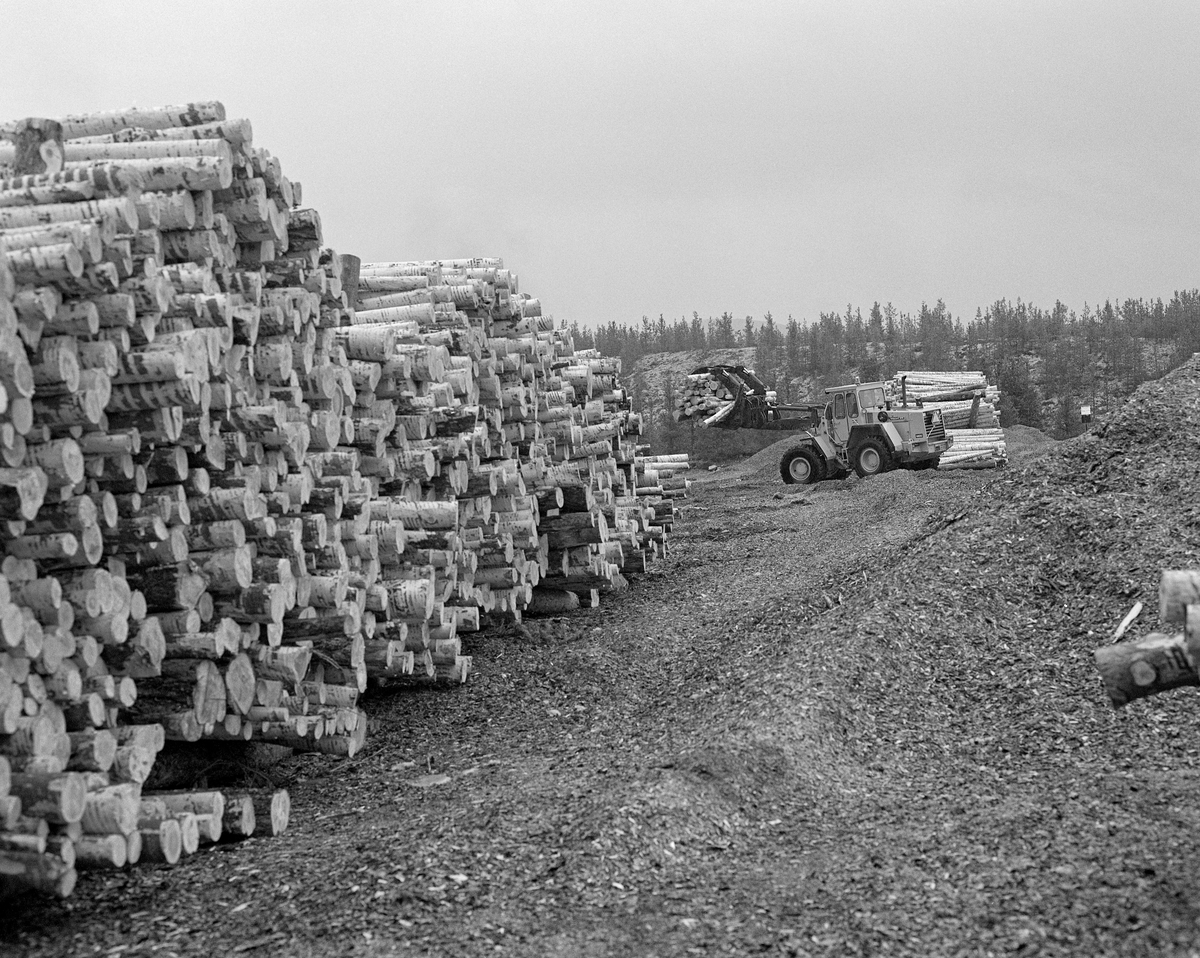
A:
[692,365,952,485]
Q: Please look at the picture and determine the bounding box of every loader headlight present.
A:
[877,411,889,422]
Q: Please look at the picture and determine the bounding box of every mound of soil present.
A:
[1004,423,1057,459]
[731,434,801,478]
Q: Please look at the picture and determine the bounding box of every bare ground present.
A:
[9,358,1200,957]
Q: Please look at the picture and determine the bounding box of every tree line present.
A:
[569,290,1200,446]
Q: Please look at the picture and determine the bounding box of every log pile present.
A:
[349,262,679,629]
[632,452,689,545]
[1094,570,1200,707]
[675,371,736,421]
[889,371,1006,469]
[0,100,681,895]
[0,762,285,895]
[674,369,775,424]
[0,101,334,895]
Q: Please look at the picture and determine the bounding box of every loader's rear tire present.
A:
[780,446,823,485]
[852,439,889,478]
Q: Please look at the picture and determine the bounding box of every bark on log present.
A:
[7,771,86,824]
[29,102,226,140]
[137,818,181,864]
[80,782,141,834]
[0,852,76,897]
[73,833,127,868]
[1094,631,1200,707]
[221,792,255,839]
[223,787,289,836]
[4,118,65,175]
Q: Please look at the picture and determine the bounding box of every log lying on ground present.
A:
[1094,631,1200,707]
[224,787,288,836]
[1093,570,1200,706]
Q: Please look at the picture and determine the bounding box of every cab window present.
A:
[846,391,858,417]
[833,394,845,419]
[859,386,885,409]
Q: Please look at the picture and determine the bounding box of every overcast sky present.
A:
[3,1,1197,328]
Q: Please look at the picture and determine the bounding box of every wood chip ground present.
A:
[9,358,1200,956]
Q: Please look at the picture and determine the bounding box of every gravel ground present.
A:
[9,359,1200,957]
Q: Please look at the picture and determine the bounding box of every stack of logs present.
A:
[890,371,1006,469]
[674,371,737,422]
[635,453,690,517]
[0,767,288,896]
[0,102,680,896]
[1094,570,1200,707]
[673,369,777,426]
[349,262,678,627]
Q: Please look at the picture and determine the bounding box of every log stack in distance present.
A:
[889,371,1006,469]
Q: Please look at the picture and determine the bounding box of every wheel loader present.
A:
[691,364,952,484]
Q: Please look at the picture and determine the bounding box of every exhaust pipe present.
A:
[901,375,908,408]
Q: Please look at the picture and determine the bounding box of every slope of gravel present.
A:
[8,357,1200,957]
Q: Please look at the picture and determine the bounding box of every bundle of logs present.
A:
[1093,570,1200,707]
[673,370,776,425]
[0,102,680,897]
[674,371,736,421]
[889,371,1006,469]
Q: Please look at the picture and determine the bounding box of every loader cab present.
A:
[824,382,889,432]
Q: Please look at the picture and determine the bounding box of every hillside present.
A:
[592,308,1200,451]
[626,346,755,402]
[627,347,814,463]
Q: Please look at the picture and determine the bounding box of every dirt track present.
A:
[10,361,1200,957]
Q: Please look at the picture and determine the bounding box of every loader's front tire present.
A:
[852,439,889,478]
[780,446,823,485]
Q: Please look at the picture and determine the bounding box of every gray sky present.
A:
[3,1,1196,328]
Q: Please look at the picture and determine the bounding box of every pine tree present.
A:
[868,302,884,341]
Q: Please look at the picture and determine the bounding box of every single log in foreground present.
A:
[1094,630,1200,707]
[1093,569,1200,707]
